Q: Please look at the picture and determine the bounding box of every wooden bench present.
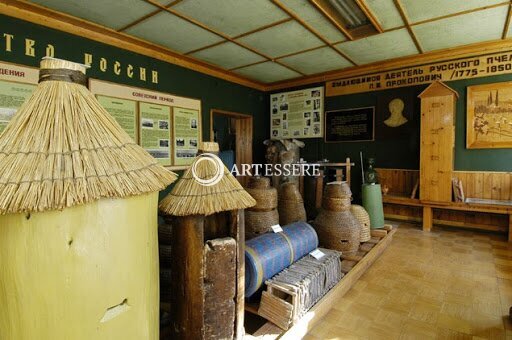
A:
[382,195,512,241]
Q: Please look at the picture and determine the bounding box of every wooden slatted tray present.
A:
[246,227,396,339]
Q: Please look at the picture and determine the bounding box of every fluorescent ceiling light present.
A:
[327,0,369,28]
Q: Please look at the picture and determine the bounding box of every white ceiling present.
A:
[27,0,512,84]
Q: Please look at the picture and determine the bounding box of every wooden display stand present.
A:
[299,158,355,208]
[247,227,396,339]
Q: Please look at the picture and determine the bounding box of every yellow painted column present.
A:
[0,193,159,340]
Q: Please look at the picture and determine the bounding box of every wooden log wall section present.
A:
[168,210,245,340]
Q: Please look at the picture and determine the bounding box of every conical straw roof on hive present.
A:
[159,142,256,216]
[0,58,177,214]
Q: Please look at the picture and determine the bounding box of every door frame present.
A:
[210,109,253,186]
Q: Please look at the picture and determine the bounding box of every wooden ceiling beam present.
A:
[308,0,354,40]
[355,0,383,33]
[502,3,512,39]
[271,0,357,66]
[393,0,423,54]
[143,0,305,76]
[229,45,327,71]
[185,17,294,56]
[266,38,512,91]
[118,0,183,32]
[411,1,510,27]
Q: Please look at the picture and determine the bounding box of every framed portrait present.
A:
[467,81,512,149]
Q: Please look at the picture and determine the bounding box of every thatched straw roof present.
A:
[0,58,177,214]
[159,142,255,216]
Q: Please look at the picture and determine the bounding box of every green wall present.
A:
[0,14,268,164]
[279,75,512,172]
[275,76,512,200]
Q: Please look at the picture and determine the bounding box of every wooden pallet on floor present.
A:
[247,227,396,340]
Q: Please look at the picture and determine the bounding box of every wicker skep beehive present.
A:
[351,204,371,243]
[159,142,255,340]
[278,182,307,226]
[313,181,361,256]
[0,58,177,340]
[244,176,279,240]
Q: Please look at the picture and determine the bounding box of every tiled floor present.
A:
[305,223,512,339]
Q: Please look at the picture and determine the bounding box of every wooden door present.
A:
[235,117,252,187]
[210,109,253,187]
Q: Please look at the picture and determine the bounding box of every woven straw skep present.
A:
[245,209,280,239]
[0,58,177,214]
[159,142,256,216]
[313,181,360,255]
[246,188,278,211]
[245,177,278,211]
[351,204,371,243]
[247,176,271,189]
[245,176,279,239]
[278,182,306,225]
[313,210,360,255]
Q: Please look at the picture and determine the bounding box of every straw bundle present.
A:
[278,182,306,225]
[159,142,255,216]
[351,204,371,243]
[0,58,176,214]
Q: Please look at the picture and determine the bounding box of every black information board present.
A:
[324,107,374,142]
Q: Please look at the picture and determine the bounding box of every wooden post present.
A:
[423,206,433,232]
[346,157,351,186]
[233,210,245,339]
[335,168,343,182]
[315,169,324,209]
[299,175,304,197]
[204,238,236,339]
[170,215,205,340]
[508,213,512,243]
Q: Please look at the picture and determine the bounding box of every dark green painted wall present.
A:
[275,76,512,200]
[0,14,268,164]
[278,75,512,172]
